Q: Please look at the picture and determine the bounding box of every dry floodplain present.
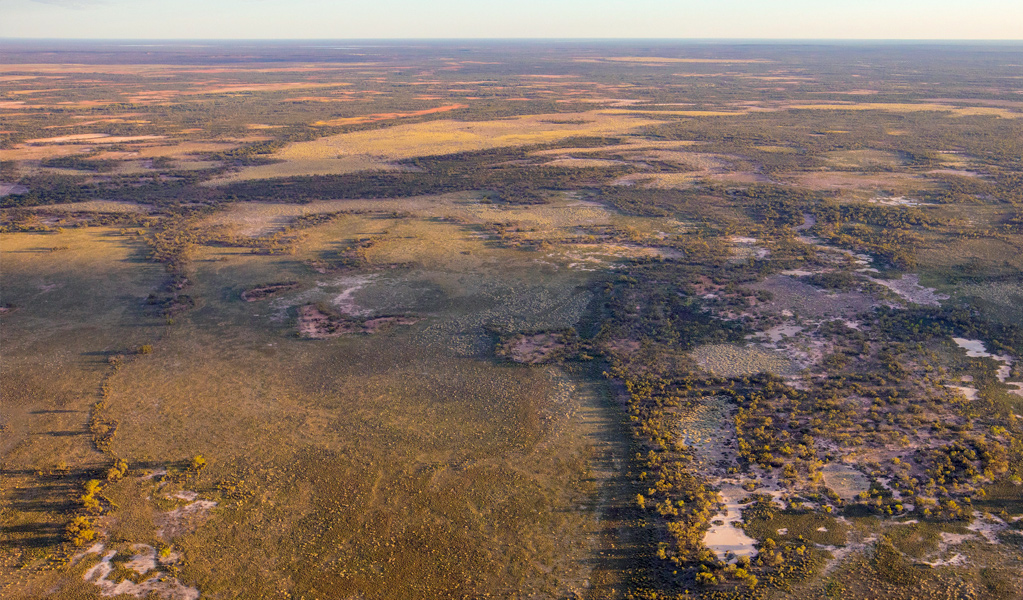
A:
[3,41,1023,600]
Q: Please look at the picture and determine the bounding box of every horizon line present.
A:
[2,37,1022,43]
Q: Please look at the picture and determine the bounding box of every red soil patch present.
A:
[298,305,417,338]
[499,333,571,364]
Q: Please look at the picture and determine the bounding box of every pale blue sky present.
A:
[1,0,1021,39]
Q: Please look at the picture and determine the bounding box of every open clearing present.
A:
[208,111,663,182]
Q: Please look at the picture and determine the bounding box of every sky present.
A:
[1,0,1021,40]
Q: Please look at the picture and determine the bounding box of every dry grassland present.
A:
[787,103,1023,118]
[28,200,152,213]
[780,171,930,191]
[822,149,906,169]
[690,344,798,378]
[210,111,663,183]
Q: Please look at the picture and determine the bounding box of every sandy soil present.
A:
[821,463,870,501]
[82,545,198,600]
[944,385,979,401]
[952,337,1015,382]
[967,511,1008,544]
[155,498,217,540]
[868,274,948,307]
[867,196,933,206]
[755,324,803,343]
[704,484,760,562]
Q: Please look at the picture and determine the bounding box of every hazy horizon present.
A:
[2,0,1021,40]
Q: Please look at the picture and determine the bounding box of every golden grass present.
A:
[754,145,798,153]
[542,157,625,168]
[822,149,905,169]
[1,211,638,598]
[0,227,164,471]
[4,139,247,167]
[787,103,1023,118]
[211,111,662,183]
[29,200,151,213]
[286,112,661,160]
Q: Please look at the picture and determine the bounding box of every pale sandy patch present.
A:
[83,546,199,600]
[868,274,948,306]
[867,196,933,207]
[927,169,982,178]
[952,338,1015,382]
[755,325,803,344]
[542,157,626,168]
[26,134,165,144]
[155,499,217,540]
[967,511,1008,544]
[330,274,378,316]
[704,484,760,562]
[821,463,869,501]
[945,386,979,401]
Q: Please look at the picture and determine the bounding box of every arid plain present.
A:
[2,41,1023,599]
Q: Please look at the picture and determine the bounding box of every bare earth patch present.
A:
[821,463,871,501]
[82,545,198,600]
[867,274,948,307]
[500,332,570,364]
[154,498,217,540]
[297,304,417,338]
